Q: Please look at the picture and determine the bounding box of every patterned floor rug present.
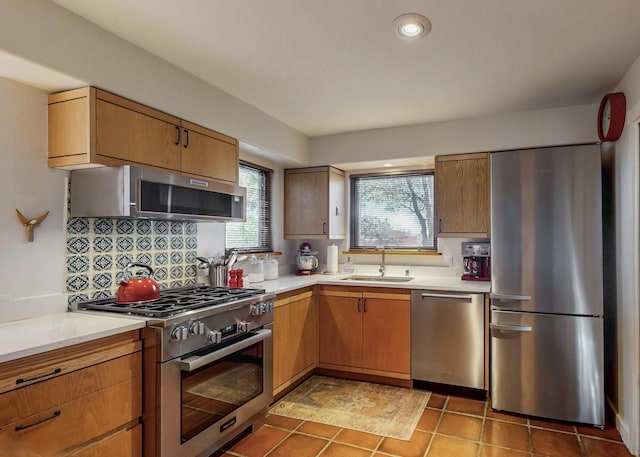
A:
[269,376,430,441]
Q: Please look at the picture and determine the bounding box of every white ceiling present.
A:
[52,0,640,137]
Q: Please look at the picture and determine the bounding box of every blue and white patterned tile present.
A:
[170,222,183,235]
[154,221,169,235]
[185,223,197,236]
[136,219,152,235]
[93,236,113,253]
[68,293,89,306]
[136,236,152,251]
[170,280,183,288]
[136,253,152,265]
[67,237,90,255]
[154,252,169,265]
[116,236,134,252]
[185,265,197,277]
[92,290,113,300]
[185,236,197,250]
[154,267,168,280]
[170,266,184,279]
[116,219,134,235]
[93,254,113,271]
[185,251,197,263]
[67,255,89,273]
[67,217,89,234]
[116,254,133,269]
[93,273,113,289]
[93,218,114,235]
[184,278,197,285]
[170,236,184,250]
[66,274,89,292]
[154,236,169,251]
[170,252,183,264]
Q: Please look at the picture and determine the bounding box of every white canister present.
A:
[248,255,265,283]
[264,254,279,280]
[327,244,338,273]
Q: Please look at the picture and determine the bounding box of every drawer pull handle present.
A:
[15,410,61,431]
[16,368,62,385]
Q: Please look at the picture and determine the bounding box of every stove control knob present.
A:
[207,330,222,344]
[238,321,249,333]
[189,321,205,335]
[170,325,188,341]
[251,304,264,316]
[264,301,274,313]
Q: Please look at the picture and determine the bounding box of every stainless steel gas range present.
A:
[75,285,275,457]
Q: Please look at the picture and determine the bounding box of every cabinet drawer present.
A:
[0,376,142,456]
[0,352,141,427]
[67,423,141,457]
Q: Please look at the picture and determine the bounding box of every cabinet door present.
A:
[328,169,346,239]
[284,170,329,238]
[68,424,141,457]
[181,121,239,184]
[96,99,181,171]
[272,303,293,390]
[291,294,318,374]
[436,153,490,236]
[318,295,362,367]
[361,297,410,374]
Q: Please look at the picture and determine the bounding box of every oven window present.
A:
[181,340,264,443]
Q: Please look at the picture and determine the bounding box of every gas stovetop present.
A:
[76,285,267,318]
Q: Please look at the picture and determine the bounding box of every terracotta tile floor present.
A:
[215,392,631,457]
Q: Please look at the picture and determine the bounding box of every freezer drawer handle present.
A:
[420,293,472,303]
[490,323,533,332]
[490,293,532,301]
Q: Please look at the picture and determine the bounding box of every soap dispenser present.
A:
[344,256,355,274]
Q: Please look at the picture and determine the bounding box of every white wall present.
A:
[609,54,640,454]
[0,77,68,319]
[310,103,598,164]
[0,0,309,165]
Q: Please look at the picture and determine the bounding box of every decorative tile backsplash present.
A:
[65,217,198,305]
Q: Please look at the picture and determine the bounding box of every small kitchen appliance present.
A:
[461,241,491,281]
[295,242,319,275]
[74,284,275,457]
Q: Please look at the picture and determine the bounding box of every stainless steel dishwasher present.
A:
[411,290,485,389]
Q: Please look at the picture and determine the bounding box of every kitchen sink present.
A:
[339,275,414,283]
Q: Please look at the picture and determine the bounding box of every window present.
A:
[225,162,272,253]
[351,171,435,250]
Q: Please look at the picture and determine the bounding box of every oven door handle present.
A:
[179,329,272,372]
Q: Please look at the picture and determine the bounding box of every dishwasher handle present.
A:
[419,292,474,303]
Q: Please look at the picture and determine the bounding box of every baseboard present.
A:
[607,395,637,456]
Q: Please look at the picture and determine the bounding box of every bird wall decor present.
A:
[15,209,49,242]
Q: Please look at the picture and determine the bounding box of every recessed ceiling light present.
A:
[383,163,393,167]
[393,13,432,39]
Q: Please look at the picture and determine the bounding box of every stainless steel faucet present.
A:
[378,247,386,276]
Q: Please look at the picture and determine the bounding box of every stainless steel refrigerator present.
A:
[490,144,604,426]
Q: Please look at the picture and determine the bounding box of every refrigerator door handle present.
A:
[490,323,533,332]
[490,293,532,301]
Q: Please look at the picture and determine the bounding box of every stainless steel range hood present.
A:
[70,166,246,222]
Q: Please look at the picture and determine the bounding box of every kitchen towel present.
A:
[327,244,338,273]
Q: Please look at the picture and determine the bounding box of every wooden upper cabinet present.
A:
[284,166,346,239]
[435,152,490,237]
[180,120,239,184]
[48,87,240,184]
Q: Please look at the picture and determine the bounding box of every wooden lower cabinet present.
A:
[0,330,142,457]
[317,286,411,380]
[273,289,318,396]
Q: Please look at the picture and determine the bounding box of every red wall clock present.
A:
[597,92,626,142]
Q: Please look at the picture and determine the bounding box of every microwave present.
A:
[70,166,246,222]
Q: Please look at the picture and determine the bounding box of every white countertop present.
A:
[0,273,488,365]
[0,312,146,364]
[256,273,491,295]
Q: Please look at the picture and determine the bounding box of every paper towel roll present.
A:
[327,244,338,273]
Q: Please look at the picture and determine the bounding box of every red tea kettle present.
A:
[116,262,160,304]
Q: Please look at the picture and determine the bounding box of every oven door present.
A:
[158,326,273,457]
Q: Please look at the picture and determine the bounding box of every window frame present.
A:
[225,161,273,255]
[349,169,436,251]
